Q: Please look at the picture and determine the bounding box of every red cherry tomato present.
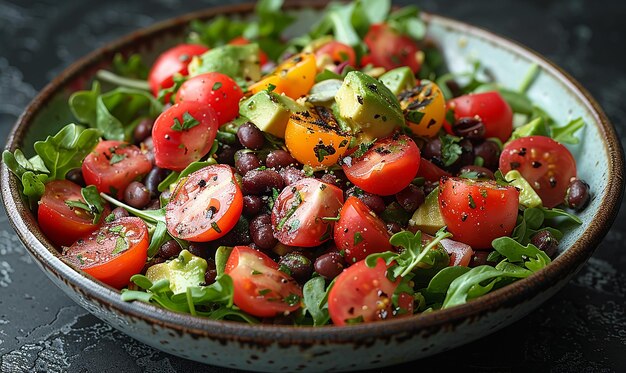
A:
[328,258,414,326]
[364,24,421,73]
[438,177,519,249]
[334,197,391,265]
[315,41,356,67]
[62,217,149,289]
[38,180,110,247]
[271,178,344,247]
[342,135,420,196]
[447,91,513,143]
[175,72,243,125]
[148,44,209,97]
[228,36,268,66]
[166,164,243,242]
[438,237,474,266]
[499,136,576,208]
[152,101,219,172]
[416,158,451,182]
[224,246,302,317]
[82,140,152,198]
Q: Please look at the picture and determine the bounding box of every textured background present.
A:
[1,0,625,372]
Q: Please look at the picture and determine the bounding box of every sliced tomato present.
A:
[441,238,474,266]
[334,197,391,265]
[499,136,576,208]
[271,178,344,247]
[152,101,219,172]
[62,217,148,289]
[175,72,243,125]
[447,91,513,143]
[82,140,152,199]
[148,44,209,97]
[438,177,519,249]
[364,23,421,73]
[342,134,420,196]
[229,36,269,66]
[38,180,110,247]
[224,246,302,317]
[249,53,316,99]
[416,158,451,182]
[315,41,356,67]
[166,164,243,242]
[328,258,414,326]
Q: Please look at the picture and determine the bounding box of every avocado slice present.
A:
[409,187,445,235]
[335,71,405,142]
[146,250,207,294]
[379,67,416,95]
[239,91,307,138]
[505,170,543,208]
[188,44,261,86]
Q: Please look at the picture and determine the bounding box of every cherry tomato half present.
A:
[499,136,576,208]
[62,217,149,289]
[82,140,152,199]
[249,53,317,99]
[447,91,513,143]
[364,23,421,73]
[315,41,357,67]
[148,44,209,97]
[416,158,451,183]
[175,72,243,126]
[399,80,446,137]
[328,258,414,326]
[438,177,519,249]
[225,246,303,317]
[166,164,243,242]
[342,134,420,196]
[334,197,391,265]
[271,178,344,247]
[152,101,219,172]
[38,180,110,247]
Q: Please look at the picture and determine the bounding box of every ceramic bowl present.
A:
[1,2,624,372]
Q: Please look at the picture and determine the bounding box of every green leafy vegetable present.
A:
[551,117,585,145]
[111,53,149,80]
[439,134,462,167]
[171,111,200,132]
[302,276,333,326]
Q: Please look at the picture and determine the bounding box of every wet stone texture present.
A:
[1,0,625,372]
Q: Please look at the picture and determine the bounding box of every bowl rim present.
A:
[1,0,624,344]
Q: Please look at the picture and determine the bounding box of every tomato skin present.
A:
[334,197,391,264]
[499,136,576,208]
[38,180,110,247]
[315,41,356,67]
[438,177,519,249]
[364,24,421,73]
[63,217,149,289]
[148,44,209,97]
[175,72,243,125]
[166,164,243,242]
[416,158,451,182]
[399,80,446,137]
[229,36,269,66]
[82,140,152,199]
[152,101,219,172]
[271,178,344,247]
[447,91,513,143]
[249,53,317,99]
[342,135,421,196]
[225,246,302,317]
[328,258,414,326]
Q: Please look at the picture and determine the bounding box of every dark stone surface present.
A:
[1,0,625,371]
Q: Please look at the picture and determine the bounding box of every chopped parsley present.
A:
[171,111,200,131]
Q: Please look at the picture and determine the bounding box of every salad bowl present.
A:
[1,1,623,372]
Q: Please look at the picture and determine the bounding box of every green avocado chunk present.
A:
[409,187,445,235]
[239,91,307,138]
[188,44,261,85]
[379,67,416,95]
[505,170,543,208]
[146,250,207,294]
[335,71,405,142]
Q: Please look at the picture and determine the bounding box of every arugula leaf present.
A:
[147,221,169,258]
[20,172,47,208]
[69,81,101,125]
[112,53,149,80]
[551,117,585,145]
[439,134,462,167]
[492,237,551,266]
[80,185,105,224]
[387,5,426,41]
[302,276,333,326]
[187,16,247,47]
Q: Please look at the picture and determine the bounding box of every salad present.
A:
[3,0,591,326]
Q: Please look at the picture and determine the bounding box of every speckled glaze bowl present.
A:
[1,2,624,372]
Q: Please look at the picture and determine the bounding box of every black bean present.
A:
[133,118,154,143]
[215,216,251,246]
[141,256,165,275]
[314,252,345,280]
[144,167,168,198]
[422,138,442,160]
[266,149,297,169]
[531,230,559,258]
[243,195,263,217]
[458,165,495,180]
[319,173,341,187]
[565,178,590,211]
[469,251,497,268]
[187,242,210,259]
[158,240,181,259]
[473,140,500,170]
[455,139,475,169]
[235,151,261,176]
[453,117,485,140]
[111,207,129,220]
[346,186,386,214]
[386,222,402,235]
[395,184,425,212]
[204,258,217,285]
[250,214,277,250]
[280,166,305,186]
[278,252,313,284]
[66,168,85,187]
[237,121,265,150]
[216,143,240,166]
[124,181,151,209]
[445,79,463,98]
[423,181,438,196]
[141,137,155,165]
[242,169,284,195]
